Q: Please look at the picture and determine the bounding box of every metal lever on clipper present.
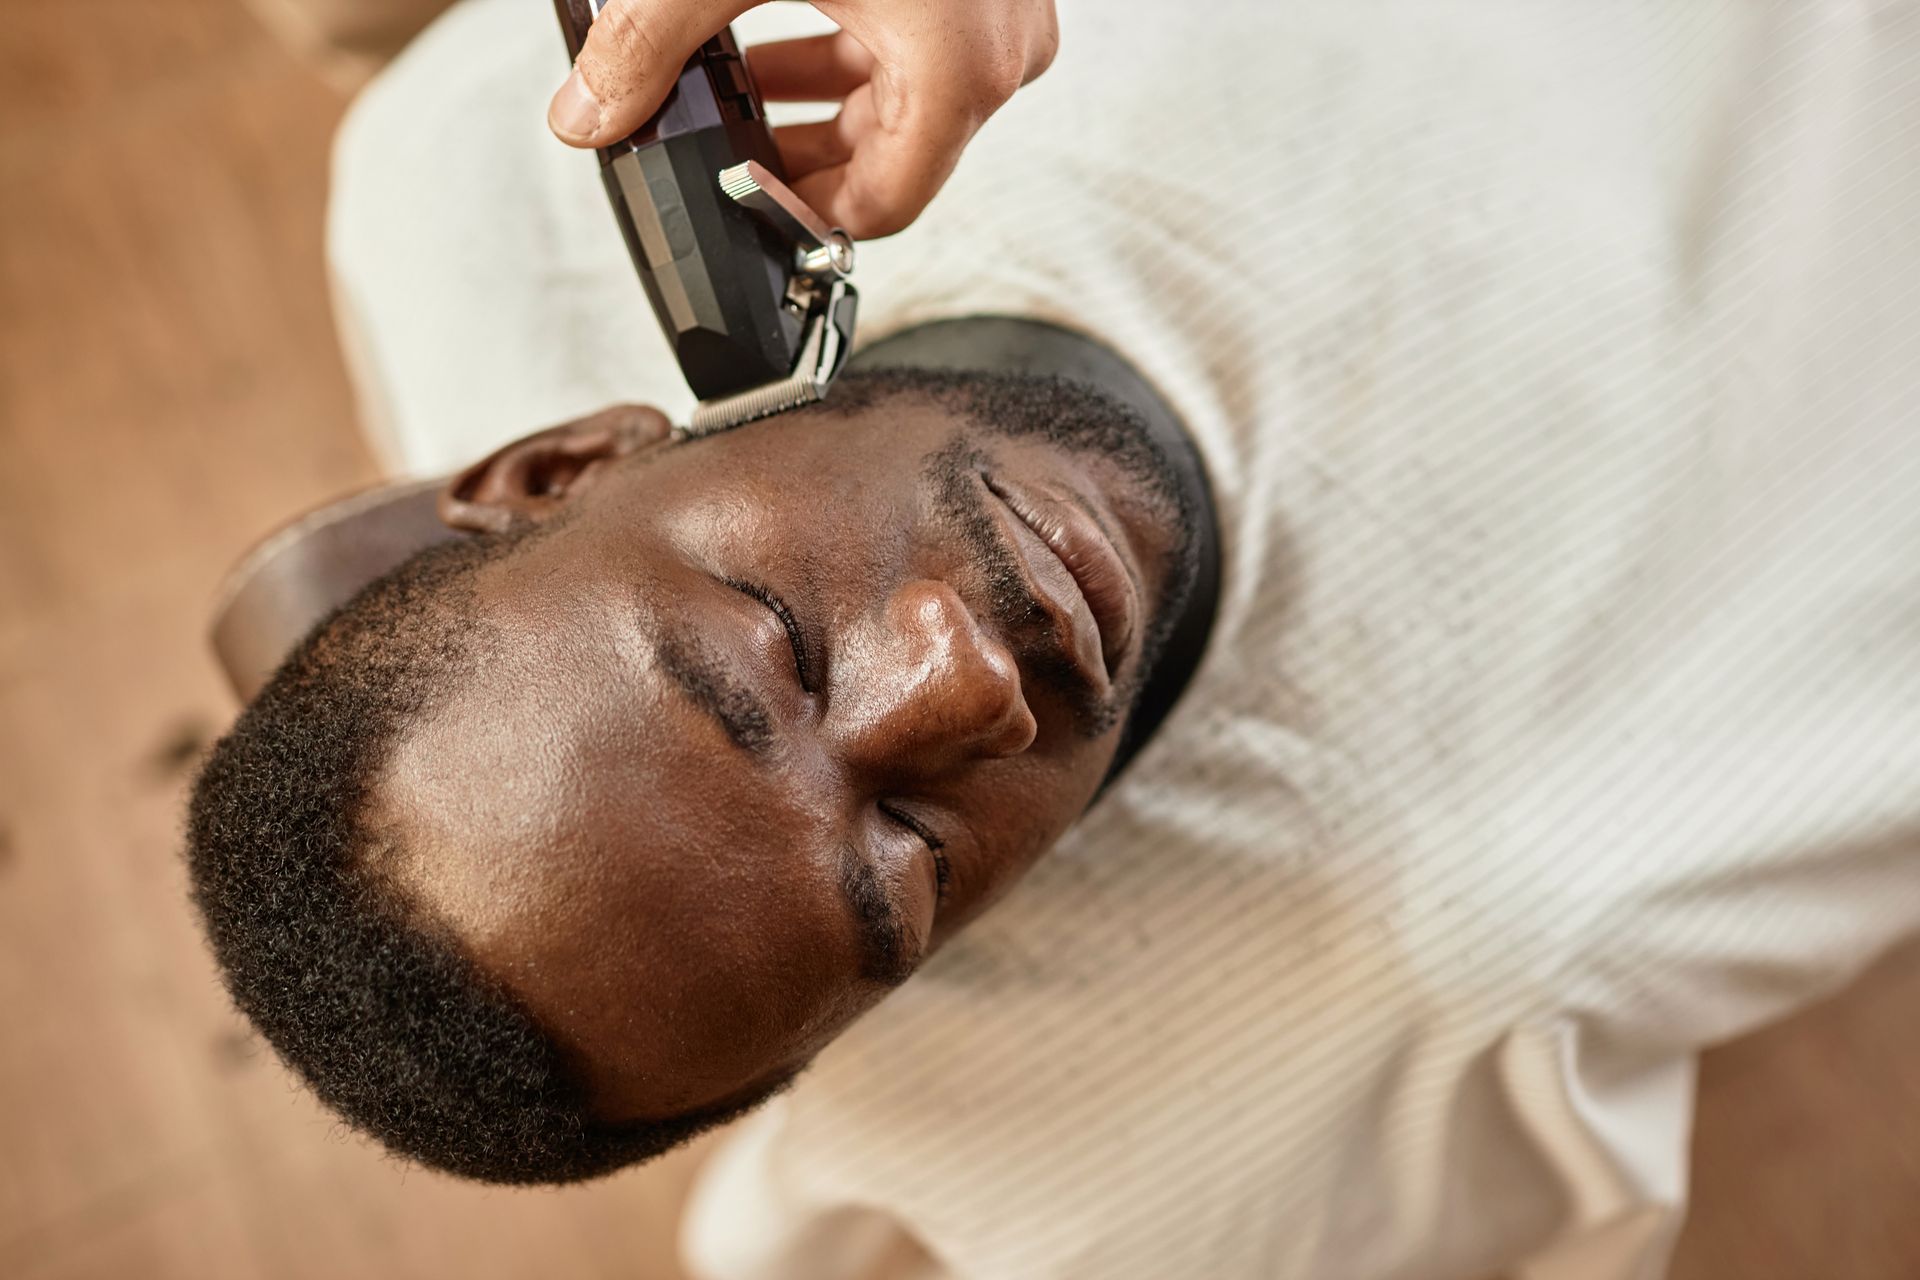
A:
[719,161,856,281]
[686,162,857,434]
[553,1,860,434]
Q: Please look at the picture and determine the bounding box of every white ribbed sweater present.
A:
[330,2,1920,1276]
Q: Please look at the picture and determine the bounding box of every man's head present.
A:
[188,368,1199,1182]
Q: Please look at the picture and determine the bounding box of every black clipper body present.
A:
[556,1,858,433]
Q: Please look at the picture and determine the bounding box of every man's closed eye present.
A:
[725,577,818,693]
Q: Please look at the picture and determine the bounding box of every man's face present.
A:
[375,392,1189,1124]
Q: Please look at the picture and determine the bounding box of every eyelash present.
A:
[879,803,951,901]
[725,577,817,693]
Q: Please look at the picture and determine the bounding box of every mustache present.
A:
[924,441,1122,739]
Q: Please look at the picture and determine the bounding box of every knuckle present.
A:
[1026,11,1061,82]
[838,180,907,238]
[840,161,922,237]
[977,43,1029,106]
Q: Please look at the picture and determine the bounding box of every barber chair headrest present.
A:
[210,480,462,703]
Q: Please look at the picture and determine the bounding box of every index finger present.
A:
[746,30,876,101]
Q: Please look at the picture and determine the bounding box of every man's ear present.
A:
[438,404,672,533]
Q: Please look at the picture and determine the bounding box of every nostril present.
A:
[984,686,1039,757]
[927,593,1035,758]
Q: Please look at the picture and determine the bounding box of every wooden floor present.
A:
[0,5,1913,1277]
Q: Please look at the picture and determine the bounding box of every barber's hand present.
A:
[549,0,1059,238]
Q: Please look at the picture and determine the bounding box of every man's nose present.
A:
[829,579,1037,777]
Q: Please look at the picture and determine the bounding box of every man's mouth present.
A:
[981,472,1139,696]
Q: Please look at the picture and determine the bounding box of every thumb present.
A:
[550,0,753,147]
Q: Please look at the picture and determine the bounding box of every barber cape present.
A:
[330,2,1920,1276]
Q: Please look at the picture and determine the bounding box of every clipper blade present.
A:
[684,375,826,437]
[680,277,855,437]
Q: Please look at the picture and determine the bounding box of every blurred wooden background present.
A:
[0,3,1913,1277]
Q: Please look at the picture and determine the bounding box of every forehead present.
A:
[372,541,867,1116]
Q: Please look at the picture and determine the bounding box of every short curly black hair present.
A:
[186,528,765,1184]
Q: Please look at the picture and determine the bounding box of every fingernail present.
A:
[549,69,603,143]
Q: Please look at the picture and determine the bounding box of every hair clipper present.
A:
[554,1,858,434]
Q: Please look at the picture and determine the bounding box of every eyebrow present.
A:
[838,842,921,986]
[657,630,775,756]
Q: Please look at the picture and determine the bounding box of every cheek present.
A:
[958,755,1097,899]
[555,808,873,1114]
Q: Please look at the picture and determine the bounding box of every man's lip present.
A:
[984,474,1138,681]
